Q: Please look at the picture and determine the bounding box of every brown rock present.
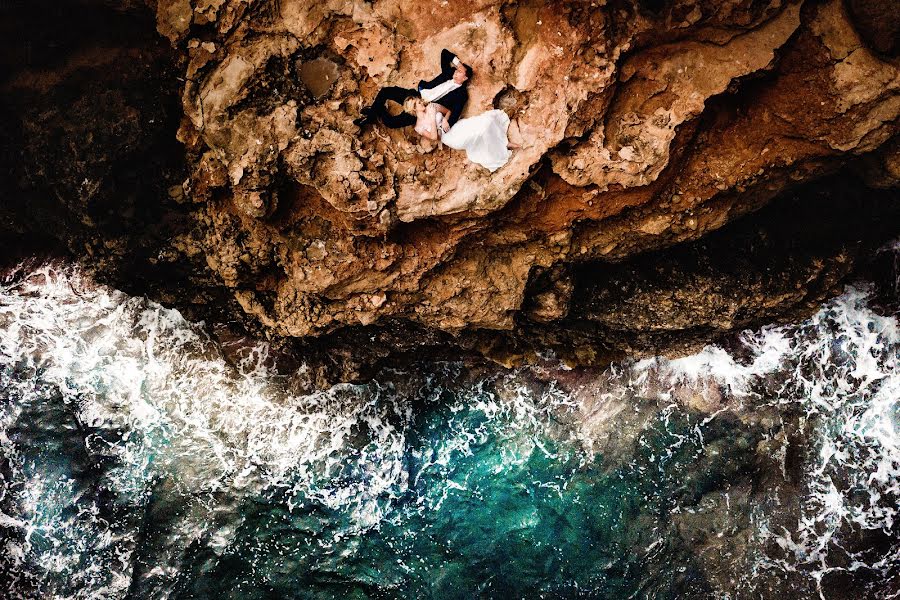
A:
[3,0,898,372]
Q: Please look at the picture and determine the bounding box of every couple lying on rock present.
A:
[354,49,520,172]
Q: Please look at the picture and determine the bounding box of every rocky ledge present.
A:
[2,0,899,374]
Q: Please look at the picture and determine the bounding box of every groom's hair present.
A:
[463,63,473,79]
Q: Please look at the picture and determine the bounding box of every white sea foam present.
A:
[0,264,409,598]
[1,261,898,598]
[627,284,900,596]
[0,263,572,599]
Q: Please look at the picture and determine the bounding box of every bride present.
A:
[409,98,519,173]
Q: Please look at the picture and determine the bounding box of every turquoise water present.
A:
[1,264,898,599]
[167,385,756,600]
[3,365,754,599]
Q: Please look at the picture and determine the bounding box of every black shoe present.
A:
[354,116,371,128]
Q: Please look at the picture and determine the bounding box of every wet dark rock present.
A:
[846,0,900,56]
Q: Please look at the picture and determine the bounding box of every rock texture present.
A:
[157,0,899,340]
[2,0,899,371]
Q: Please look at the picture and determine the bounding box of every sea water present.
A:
[0,262,897,599]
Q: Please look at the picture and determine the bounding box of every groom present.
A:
[354,49,472,130]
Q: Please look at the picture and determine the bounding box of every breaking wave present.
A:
[0,262,897,599]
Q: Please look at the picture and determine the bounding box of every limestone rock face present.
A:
[146,0,898,352]
[3,0,898,372]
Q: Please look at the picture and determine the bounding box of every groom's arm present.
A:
[419,49,461,91]
[440,49,460,72]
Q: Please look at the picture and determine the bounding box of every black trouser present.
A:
[365,86,417,129]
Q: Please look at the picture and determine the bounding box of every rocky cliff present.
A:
[2,0,899,374]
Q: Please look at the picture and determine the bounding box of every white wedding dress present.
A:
[439,109,512,172]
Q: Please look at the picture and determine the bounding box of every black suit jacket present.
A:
[418,49,459,91]
[418,49,468,126]
[364,52,459,130]
[436,86,468,127]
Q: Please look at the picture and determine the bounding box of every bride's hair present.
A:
[403,96,421,113]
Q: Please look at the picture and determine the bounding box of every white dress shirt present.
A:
[420,79,461,103]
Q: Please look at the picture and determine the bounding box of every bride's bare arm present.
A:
[433,104,452,132]
[433,104,451,118]
[416,104,440,141]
